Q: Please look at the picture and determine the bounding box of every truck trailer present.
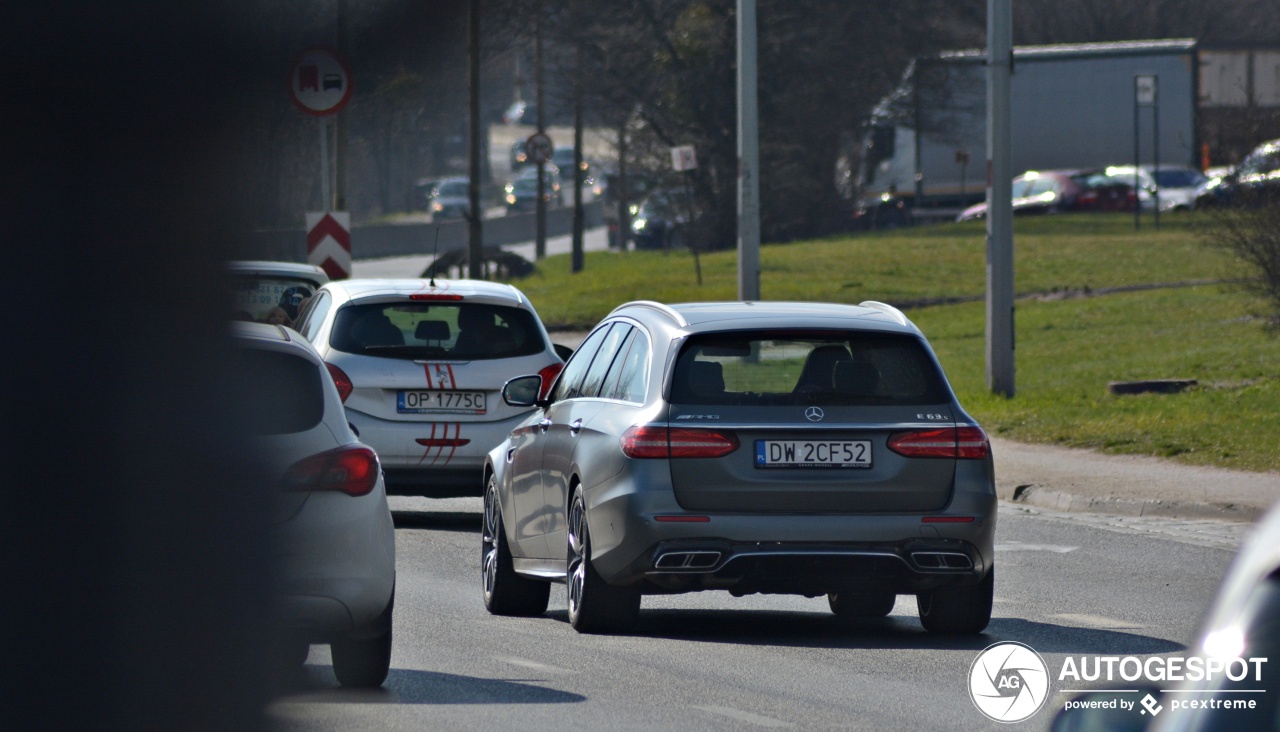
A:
[858,39,1198,223]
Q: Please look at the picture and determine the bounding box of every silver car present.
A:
[229,321,395,688]
[294,278,564,497]
[482,300,996,634]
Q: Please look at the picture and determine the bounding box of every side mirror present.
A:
[1051,687,1160,732]
[553,343,574,361]
[502,374,545,408]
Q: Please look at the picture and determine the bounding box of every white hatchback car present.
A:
[293,278,564,497]
[229,321,396,688]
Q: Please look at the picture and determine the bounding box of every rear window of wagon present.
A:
[671,330,950,407]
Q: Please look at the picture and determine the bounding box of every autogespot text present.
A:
[1059,655,1268,683]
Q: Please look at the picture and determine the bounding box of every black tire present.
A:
[482,473,550,616]
[331,589,394,688]
[828,591,896,618]
[566,488,640,634]
[916,567,994,634]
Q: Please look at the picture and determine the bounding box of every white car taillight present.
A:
[281,445,380,497]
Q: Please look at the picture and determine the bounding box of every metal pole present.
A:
[986,0,1014,397]
[335,0,348,213]
[1134,76,1141,231]
[468,0,483,278]
[571,42,584,273]
[319,119,331,209]
[534,0,547,260]
[736,0,760,301]
[616,121,629,249]
[1153,76,1160,229]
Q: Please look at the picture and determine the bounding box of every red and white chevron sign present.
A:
[306,211,351,280]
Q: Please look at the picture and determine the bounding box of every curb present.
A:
[997,484,1263,523]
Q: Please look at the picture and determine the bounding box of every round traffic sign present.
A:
[289,47,353,116]
[525,132,554,165]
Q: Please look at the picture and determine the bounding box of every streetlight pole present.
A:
[467,0,484,278]
[736,0,761,301]
[534,0,547,260]
[986,0,1015,397]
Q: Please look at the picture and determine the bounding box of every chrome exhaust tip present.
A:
[654,551,722,570]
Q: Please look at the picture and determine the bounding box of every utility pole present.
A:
[736,0,760,301]
[468,0,484,278]
[986,0,1015,397]
[534,0,547,260]
[335,0,349,212]
[571,42,584,273]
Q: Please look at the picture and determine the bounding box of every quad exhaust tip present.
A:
[911,551,973,570]
[654,551,722,570]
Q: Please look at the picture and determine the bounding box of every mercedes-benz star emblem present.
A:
[805,407,824,422]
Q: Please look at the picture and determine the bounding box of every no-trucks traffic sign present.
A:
[290,47,353,116]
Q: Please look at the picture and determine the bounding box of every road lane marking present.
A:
[996,542,1078,553]
[495,656,572,675]
[1049,613,1144,630]
[694,705,792,728]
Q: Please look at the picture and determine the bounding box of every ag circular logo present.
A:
[969,642,1050,723]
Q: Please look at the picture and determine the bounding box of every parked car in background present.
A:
[430,177,471,220]
[482,300,996,634]
[1052,501,1280,730]
[1195,138,1280,209]
[293,278,564,497]
[230,321,395,688]
[226,260,329,328]
[956,168,1137,222]
[1104,164,1207,212]
[1145,164,1208,210]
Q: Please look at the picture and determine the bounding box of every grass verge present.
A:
[515,213,1279,472]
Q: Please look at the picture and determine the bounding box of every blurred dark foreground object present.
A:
[2,5,280,730]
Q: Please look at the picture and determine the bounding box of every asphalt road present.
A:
[266,499,1243,731]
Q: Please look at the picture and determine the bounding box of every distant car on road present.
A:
[630,188,691,249]
[230,321,395,688]
[293,278,564,497]
[482,300,996,634]
[504,167,562,214]
[430,177,471,220]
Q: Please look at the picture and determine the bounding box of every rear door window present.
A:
[329,302,543,360]
[670,331,950,407]
[227,348,324,435]
[602,328,649,403]
[578,324,632,398]
[551,325,609,402]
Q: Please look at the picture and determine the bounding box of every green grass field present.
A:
[517,213,1280,472]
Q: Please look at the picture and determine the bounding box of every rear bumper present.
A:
[348,410,529,495]
[581,463,996,596]
[383,466,486,497]
[273,486,396,640]
[622,538,988,596]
